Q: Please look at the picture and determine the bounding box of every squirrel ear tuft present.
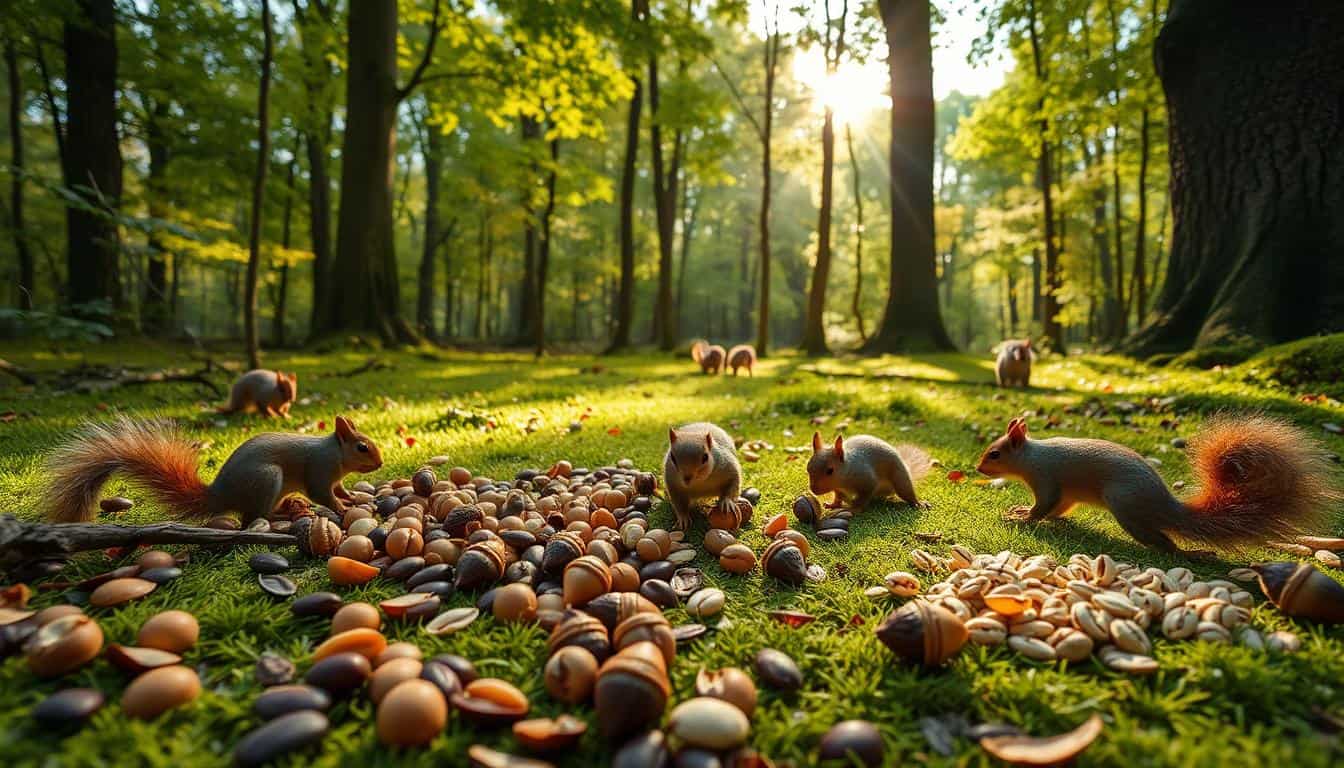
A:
[335,416,355,441]
[705,432,713,450]
[833,434,845,461]
[668,428,678,444]
[812,431,822,454]
[1007,418,1028,447]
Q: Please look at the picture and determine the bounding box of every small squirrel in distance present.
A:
[727,344,756,377]
[664,422,741,530]
[44,415,383,525]
[975,415,1337,553]
[995,339,1031,387]
[218,369,299,417]
[690,341,726,375]
[806,432,932,511]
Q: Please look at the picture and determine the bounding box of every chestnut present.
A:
[874,599,968,667]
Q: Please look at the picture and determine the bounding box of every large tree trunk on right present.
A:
[1127,0,1344,354]
[417,120,443,339]
[801,106,836,355]
[864,0,954,353]
[319,0,415,344]
[62,0,122,309]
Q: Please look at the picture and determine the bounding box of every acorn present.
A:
[583,592,660,632]
[297,517,341,558]
[635,530,672,563]
[547,612,612,664]
[563,556,613,607]
[762,538,808,586]
[542,531,586,575]
[609,562,641,593]
[705,502,741,532]
[874,599,968,667]
[443,505,485,538]
[635,472,658,496]
[612,612,676,667]
[792,493,821,526]
[544,646,599,704]
[411,468,437,499]
[594,641,670,743]
[454,540,506,591]
[1253,562,1344,624]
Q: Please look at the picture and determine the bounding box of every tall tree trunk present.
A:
[519,115,542,347]
[304,127,332,336]
[674,178,698,339]
[1128,0,1344,352]
[418,118,443,339]
[1084,140,1120,339]
[62,0,122,309]
[441,222,456,341]
[802,104,836,355]
[273,159,295,347]
[846,124,866,343]
[1006,269,1019,332]
[321,0,423,344]
[535,138,559,355]
[756,28,780,356]
[142,102,171,334]
[243,0,273,370]
[864,0,955,352]
[5,41,33,310]
[650,55,681,351]
[608,0,643,353]
[1130,105,1150,322]
[1031,248,1042,322]
[475,209,488,338]
[737,212,752,338]
[1026,0,1063,350]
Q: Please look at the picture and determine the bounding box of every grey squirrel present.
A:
[219,369,298,417]
[690,341,726,375]
[975,415,1336,553]
[806,432,932,510]
[44,415,383,525]
[995,340,1031,388]
[664,422,741,530]
[727,345,756,377]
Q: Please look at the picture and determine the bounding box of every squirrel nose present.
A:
[683,475,692,484]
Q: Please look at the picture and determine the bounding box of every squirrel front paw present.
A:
[674,510,693,531]
[910,500,932,510]
[1002,505,1037,522]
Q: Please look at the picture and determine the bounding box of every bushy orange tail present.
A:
[896,444,933,482]
[44,417,209,523]
[1176,414,1337,544]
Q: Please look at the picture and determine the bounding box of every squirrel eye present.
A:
[825,467,834,475]
[356,443,369,453]
[702,453,709,463]
[988,450,1000,460]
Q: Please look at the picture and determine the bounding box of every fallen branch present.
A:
[320,357,391,379]
[52,364,225,397]
[0,357,37,386]
[0,515,295,570]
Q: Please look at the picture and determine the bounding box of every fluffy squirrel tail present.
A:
[896,444,933,482]
[690,340,707,365]
[44,417,210,523]
[1175,414,1337,545]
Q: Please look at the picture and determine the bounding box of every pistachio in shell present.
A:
[304,517,343,557]
[979,714,1103,765]
[105,644,181,675]
[1253,562,1344,624]
[89,577,157,608]
[695,666,757,717]
[874,599,968,668]
[137,610,199,653]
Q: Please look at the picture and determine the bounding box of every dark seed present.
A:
[819,720,884,766]
[368,527,390,552]
[403,596,441,622]
[674,749,721,768]
[476,588,499,613]
[1,622,38,658]
[406,564,454,589]
[673,624,707,644]
[521,545,545,568]
[234,710,330,768]
[742,488,761,507]
[258,574,297,598]
[32,688,104,728]
[500,530,537,550]
[254,684,331,720]
[249,553,290,574]
[639,579,678,609]
[304,652,371,696]
[256,653,296,687]
[640,560,677,583]
[386,557,426,582]
[535,580,563,596]
[138,566,183,585]
[100,497,134,513]
[504,561,537,586]
[64,591,89,606]
[817,518,849,532]
[431,654,478,685]
[613,729,669,768]
[419,660,463,699]
[412,468,437,498]
[411,580,455,598]
[291,592,344,618]
[754,648,803,692]
[817,529,849,542]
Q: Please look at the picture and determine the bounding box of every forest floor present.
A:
[0,340,1342,767]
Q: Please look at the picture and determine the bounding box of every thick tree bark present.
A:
[535,138,559,356]
[1127,0,1344,353]
[738,212,752,338]
[609,73,641,352]
[62,0,122,309]
[864,0,954,353]
[1083,140,1120,340]
[846,124,866,343]
[244,0,273,371]
[304,130,332,334]
[674,176,697,339]
[519,116,542,348]
[802,105,836,355]
[418,119,443,339]
[273,159,296,347]
[1025,0,1062,350]
[756,29,780,356]
[649,55,681,351]
[5,41,33,310]
[141,103,172,334]
[1130,105,1150,321]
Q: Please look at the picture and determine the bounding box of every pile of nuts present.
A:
[873,546,1302,673]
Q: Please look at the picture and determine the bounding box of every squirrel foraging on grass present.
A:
[727,344,756,377]
[218,369,298,417]
[664,422,741,530]
[995,339,1031,388]
[975,415,1337,553]
[44,415,383,525]
[690,341,726,375]
[806,432,932,511]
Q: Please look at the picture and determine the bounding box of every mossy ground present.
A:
[1,341,1342,767]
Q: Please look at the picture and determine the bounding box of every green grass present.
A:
[1,341,1343,767]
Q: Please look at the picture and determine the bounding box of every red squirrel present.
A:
[218,369,298,417]
[806,432,932,511]
[690,342,726,375]
[975,415,1336,553]
[995,339,1031,388]
[44,415,383,525]
[727,345,756,377]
